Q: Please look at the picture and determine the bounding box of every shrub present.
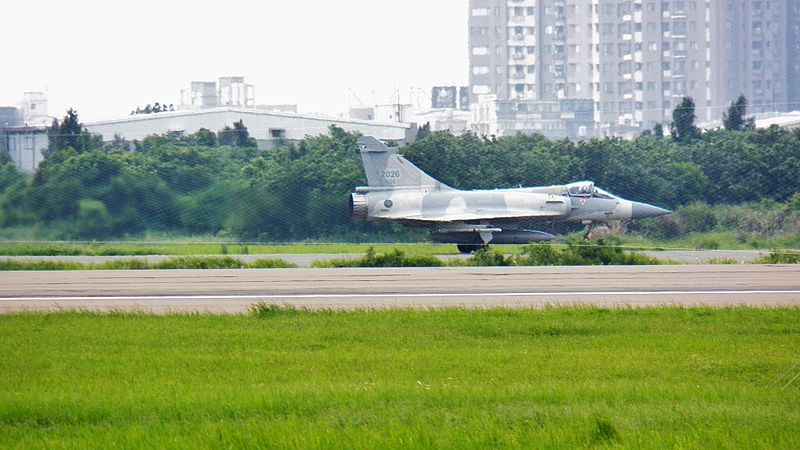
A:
[754,251,800,264]
[313,247,443,268]
[469,248,511,266]
[248,258,297,268]
[677,201,717,233]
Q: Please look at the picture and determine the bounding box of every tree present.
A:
[192,128,217,147]
[218,125,235,146]
[59,108,83,151]
[233,120,257,147]
[723,95,756,131]
[670,96,699,142]
[46,109,101,155]
[220,120,256,147]
[652,123,664,137]
[416,122,432,140]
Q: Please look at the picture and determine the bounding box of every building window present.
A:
[270,128,285,138]
[470,27,488,36]
[471,8,489,16]
[472,47,489,56]
[472,66,490,75]
[473,85,490,94]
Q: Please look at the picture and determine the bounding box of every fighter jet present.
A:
[350,136,671,253]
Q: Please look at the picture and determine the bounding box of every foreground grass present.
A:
[0,307,798,449]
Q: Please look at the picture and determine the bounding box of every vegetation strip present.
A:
[0,307,798,448]
[0,256,296,271]
[0,242,458,256]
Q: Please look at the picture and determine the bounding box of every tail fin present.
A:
[357,136,450,191]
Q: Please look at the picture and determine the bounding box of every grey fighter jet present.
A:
[350,136,670,253]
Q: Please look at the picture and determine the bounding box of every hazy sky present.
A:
[0,0,468,121]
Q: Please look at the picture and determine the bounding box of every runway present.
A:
[1,264,799,313]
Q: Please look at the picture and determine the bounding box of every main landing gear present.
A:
[457,244,489,254]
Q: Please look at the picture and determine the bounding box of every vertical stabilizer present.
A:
[357,136,450,191]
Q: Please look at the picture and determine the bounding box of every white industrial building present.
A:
[85,107,413,149]
[3,106,413,173]
[4,126,48,173]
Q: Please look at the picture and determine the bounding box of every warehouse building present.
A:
[85,107,414,149]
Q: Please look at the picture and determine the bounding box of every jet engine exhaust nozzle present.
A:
[350,193,368,219]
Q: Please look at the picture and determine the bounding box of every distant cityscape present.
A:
[3,0,800,172]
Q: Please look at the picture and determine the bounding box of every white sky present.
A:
[0,0,468,121]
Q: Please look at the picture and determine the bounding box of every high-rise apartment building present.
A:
[712,1,790,116]
[469,0,797,137]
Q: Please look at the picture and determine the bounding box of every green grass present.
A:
[0,256,297,270]
[0,307,798,449]
[617,230,800,251]
[0,241,460,256]
[312,248,444,267]
[754,251,800,264]
[314,243,662,268]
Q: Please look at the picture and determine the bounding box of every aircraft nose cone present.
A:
[631,202,671,219]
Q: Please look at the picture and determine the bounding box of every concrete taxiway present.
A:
[0,265,798,313]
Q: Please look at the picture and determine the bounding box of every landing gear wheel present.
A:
[457,244,488,254]
[583,224,595,241]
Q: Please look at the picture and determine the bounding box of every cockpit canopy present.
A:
[566,181,615,200]
[566,181,594,197]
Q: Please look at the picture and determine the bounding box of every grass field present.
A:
[0,256,297,271]
[1,307,798,449]
[1,234,798,258]
[0,241,461,256]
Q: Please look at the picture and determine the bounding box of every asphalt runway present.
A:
[1,265,799,313]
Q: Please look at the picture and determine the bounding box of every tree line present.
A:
[0,102,798,241]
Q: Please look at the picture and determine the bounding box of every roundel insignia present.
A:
[384,199,394,208]
[579,198,587,205]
